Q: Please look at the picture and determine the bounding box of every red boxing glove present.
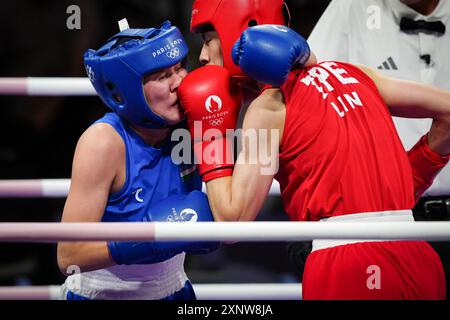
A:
[178,65,242,182]
[408,134,450,202]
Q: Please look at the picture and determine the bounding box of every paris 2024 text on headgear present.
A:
[84,20,188,128]
[190,0,287,79]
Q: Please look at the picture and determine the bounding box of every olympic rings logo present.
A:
[85,65,95,82]
[166,209,198,223]
[166,48,180,59]
[209,118,224,126]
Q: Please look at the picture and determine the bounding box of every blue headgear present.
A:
[84,20,189,128]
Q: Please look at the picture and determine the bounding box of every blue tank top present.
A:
[94,113,202,222]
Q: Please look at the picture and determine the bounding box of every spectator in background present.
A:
[288,0,450,299]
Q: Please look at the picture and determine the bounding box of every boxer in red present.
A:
[179,0,450,299]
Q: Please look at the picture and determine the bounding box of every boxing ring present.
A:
[0,178,281,198]
[0,77,95,96]
[1,221,450,242]
[0,283,302,300]
[0,220,449,300]
[1,78,450,300]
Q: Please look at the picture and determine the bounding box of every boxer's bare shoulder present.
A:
[251,88,285,113]
[242,88,286,142]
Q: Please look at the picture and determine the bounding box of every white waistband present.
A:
[311,210,414,253]
[62,252,188,300]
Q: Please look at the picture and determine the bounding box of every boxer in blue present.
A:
[57,20,219,300]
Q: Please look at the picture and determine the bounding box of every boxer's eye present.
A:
[158,73,168,81]
[176,65,184,73]
[202,33,212,45]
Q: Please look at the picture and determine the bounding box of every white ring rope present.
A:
[0,283,302,300]
[0,77,95,96]
[0,285,61,300]
[0,221,449,242]
[0,179,71,198]
[0,179,281,198]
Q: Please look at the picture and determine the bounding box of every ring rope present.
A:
[0,179,281,198]
[0,179,71,198]
[0,283,302,300]
[0,77,95,96]
[0,221,449,242]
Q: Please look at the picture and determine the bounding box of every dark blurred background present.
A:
[0,0,330,287]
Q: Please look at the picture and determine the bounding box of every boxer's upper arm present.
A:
[355,64,450,119]
[57,124,122,273]
[61,123,122,223]
[235,89,286,221]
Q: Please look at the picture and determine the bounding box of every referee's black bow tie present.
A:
[400,17,446,34]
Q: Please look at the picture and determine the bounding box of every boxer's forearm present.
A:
[206,176,237,221]
[428,115,450,156]
[206,162,273,222]
[57,242,115,275]
[407,134,449,202]
[205,89,285,222]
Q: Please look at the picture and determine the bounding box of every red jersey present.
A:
[274,62,415,221]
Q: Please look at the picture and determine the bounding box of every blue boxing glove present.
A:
[108,191,220,265]
[232,24,311,86]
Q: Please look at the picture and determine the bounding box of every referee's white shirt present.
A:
[308,0,450,196]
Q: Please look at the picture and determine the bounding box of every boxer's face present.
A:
[400,0,426,5]
[143,62,188,125]
[399,0,439,15]
[199,31,224,66]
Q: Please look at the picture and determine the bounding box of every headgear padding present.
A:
[190,0,285,79]
[84,20,188,128]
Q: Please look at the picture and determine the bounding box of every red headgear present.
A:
[191,0,286,78]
